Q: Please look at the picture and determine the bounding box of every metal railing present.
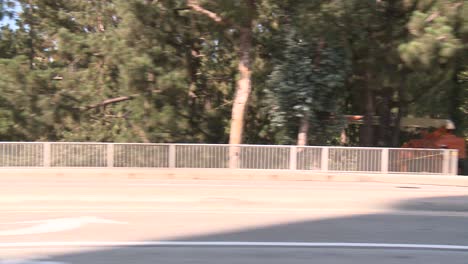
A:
[0,142,459,175]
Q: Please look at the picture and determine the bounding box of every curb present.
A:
[1,168,468,187]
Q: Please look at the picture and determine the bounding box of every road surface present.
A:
[1,175,468,263]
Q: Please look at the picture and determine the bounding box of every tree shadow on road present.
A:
[12,195,468,264]
[394,195,468,212]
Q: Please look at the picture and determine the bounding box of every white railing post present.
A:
[321,147,329,172]
[381,148,389,173]
[442,149,450,174]
[169,144,176,168]
[43,142,51,167]
[449,150,458,175]
[289,146,297,170]
[229,145,240,169]
[107,144,114,167]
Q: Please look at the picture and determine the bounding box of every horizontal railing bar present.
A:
[0,166,446,174]
[0,142,457,152]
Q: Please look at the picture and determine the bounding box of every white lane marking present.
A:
[125,183,387,189]
[1,260,66,264]
[4,183,316,188]
[0,217,126,236]
[5,182,463,191]
[5,183,462,193]
[0,209,371,215]
[2,209,468,217]
[1,241,468,251]
[0,197,198,202]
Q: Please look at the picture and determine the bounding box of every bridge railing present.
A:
[0,142,459,175]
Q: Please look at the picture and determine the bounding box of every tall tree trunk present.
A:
[229,25,252,168]
[185,0,256,166]
[229,26,253,144]
[26,0,35,69]
[297,114,309,146]
[340,129,348,145]
[378,88,392,146]
[361,83,375,146]
[295,38,323,146]
[392,78,406,147]
[187,44,201,140]
[450,58,463,136]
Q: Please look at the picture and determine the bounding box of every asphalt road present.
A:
[1,175,468,263]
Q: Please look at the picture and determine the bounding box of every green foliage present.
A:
[0,0,465,146]
[457,68,468,139]
[267,28,347,144]
[398,0,466,119]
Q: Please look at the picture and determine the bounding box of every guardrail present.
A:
[0,142,459,175]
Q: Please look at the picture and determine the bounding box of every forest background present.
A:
[0,0,466,147]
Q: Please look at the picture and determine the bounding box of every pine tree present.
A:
[398,0,465,126]
[267,28,347,145]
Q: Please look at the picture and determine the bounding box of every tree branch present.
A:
[82,95,137,111]
[187,0,228,25]
[425,12,439,23]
